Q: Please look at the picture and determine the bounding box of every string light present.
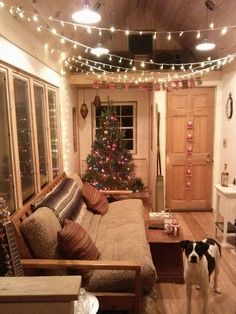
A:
[1,1,236,84]
[221,27,228,35]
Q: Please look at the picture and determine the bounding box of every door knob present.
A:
[206,153,212,163]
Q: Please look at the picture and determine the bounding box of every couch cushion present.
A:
[86,199,157,293]
[82,182,108,215]
[32,178,83,224]
[57,219,100,281]
[20,207,68,275]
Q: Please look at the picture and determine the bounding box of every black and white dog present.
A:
[180,238,221,314]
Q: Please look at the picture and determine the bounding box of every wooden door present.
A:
[166,88,214,210]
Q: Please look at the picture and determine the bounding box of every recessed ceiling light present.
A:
[72,4,101,24]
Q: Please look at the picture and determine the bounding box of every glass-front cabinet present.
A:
[0,70,15,213]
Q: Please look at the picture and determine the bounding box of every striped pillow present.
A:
[32,178,82,223]
[82,182,108,215]
[57,219,100,281]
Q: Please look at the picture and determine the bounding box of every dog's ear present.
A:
[180,240,190,250]
[199,241,209,254]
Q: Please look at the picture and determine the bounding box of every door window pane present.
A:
[34,84,49,187]
[14,77,35,203]
[48,89,60,178]
[0,71,15,213]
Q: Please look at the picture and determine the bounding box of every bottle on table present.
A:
[221,163,229,187]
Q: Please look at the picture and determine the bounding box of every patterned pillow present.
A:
[32,178,82,223]
[57,219,100,281]
[20,207,68,276]
[82,182,108,215]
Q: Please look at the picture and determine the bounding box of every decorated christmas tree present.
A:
[83,101,144,192]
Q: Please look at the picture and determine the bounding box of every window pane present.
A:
[121,105,133,115]
[34,84,49,187]
[0,71,15,213]
[122,139,133,150]
[121,117,133,127]
[48,89,60,178]
[123,128,133,139]
[14,77,35,203]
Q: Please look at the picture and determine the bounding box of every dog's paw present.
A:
[195,284,201,290]
[214,287,221,294]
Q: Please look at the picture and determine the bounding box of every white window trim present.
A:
[92,101,137,154]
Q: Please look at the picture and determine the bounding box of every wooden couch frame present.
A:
[11,173,141,314]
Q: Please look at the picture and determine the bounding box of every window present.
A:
[48,89,60,178]
[14,76,36,203]
[34,84,49,188]
[0,70,15,213]
[94,102,137,153]
[0,63,61,213]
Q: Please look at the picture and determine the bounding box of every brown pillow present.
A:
[57,219,100,281]
[82,182,108,215]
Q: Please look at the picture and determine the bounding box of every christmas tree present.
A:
[83,102,144,192]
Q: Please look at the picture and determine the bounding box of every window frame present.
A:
[0,62,62,212]
[92,101,137,154]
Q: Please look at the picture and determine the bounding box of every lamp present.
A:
[72,0,101,24]
[195,0,216,51]
[196,38,216,51]
[90,43,109,57]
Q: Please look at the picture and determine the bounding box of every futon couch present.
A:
[11,172,156,313]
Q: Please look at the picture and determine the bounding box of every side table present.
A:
[0,276,81,314]
[146,219,184,284]
[214,184,236,247]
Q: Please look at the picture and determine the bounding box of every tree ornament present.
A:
[104,130,108,135]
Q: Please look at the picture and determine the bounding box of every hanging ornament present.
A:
[80,89,88,119]
[94,89,101,107]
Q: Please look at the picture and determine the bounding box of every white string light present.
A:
[1,1,236,84]
[1,1,236,40]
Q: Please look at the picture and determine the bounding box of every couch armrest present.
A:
[100,190,133,195]
[21,258,140,271]
[21,259,141,314]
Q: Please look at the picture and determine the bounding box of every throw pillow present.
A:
[20,207,68,276]
[32,178,83,224]
[57,219,100,281]
[82,182,108,215]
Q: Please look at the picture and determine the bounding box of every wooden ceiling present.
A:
[7,0,236,71]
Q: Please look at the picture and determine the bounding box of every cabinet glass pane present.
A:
[14,77,35,203]
[0,71,15,213]
[48,89,60,178]
[34,85,49,187]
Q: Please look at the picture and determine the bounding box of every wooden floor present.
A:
[146,212,236,314]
